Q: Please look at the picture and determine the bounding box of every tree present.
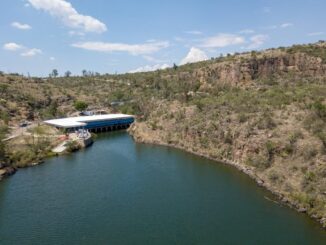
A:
[0,125,8,161]
[74,101,88,111]
[251,51,257,58]
[173,63,178,70]
[64,70,72,77]
[51,69,58,78]
[82,69,87,77]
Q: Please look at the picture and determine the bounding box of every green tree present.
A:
[51,69,58,78]
[82,69,87,77]
[173,63,178,70]
[74,101,88,111]
[64,70,72,77]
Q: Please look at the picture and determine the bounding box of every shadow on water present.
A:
[0,131,326,245]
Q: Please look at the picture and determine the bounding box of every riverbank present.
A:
[128,122,326,228]
[0,125,93,181]
[0,166,16,181]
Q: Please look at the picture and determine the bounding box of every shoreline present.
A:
[128,125,326,229]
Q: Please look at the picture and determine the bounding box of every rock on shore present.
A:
[0,167,17,180]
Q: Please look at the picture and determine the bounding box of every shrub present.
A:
[268,171,280,183]
[245,154,271,170]
[65,141,80,152]
[312,101,326,120]
[316,132,326,151]
[238,113,248,123]
[289,130,303,144]
[74,100,88,111]
[265,140,277,160]
[223,131,233,144]
[302,146,318,160]
[257,113,276,130]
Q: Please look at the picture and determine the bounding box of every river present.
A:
[1,132,326,244]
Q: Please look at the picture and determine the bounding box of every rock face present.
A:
[191,52,326,87]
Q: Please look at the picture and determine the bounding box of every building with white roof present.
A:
[44,114,134,132]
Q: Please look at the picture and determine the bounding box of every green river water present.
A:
[1,132,326,244]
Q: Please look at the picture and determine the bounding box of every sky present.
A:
[0,0,325,77]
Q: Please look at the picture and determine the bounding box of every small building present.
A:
[44,114,134,133]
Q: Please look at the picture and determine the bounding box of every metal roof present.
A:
[44,114,134,128]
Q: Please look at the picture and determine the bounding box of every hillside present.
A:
[1,41,326,226]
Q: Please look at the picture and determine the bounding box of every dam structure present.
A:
[44,114,134,133]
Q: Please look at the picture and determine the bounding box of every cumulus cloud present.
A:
[11,22,32,30]
[180,47,208,65]
[72,41,169,55]
[246,35,268,49]
[280,23,293,28]
[129,64,170,73]
[200,34,245,48]
[3,42,42,57]
[21,48,42,57]
[3,42,24,51]
[28,0,107,33]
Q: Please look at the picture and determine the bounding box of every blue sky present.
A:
[0,0,325,76]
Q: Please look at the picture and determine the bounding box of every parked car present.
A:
[19,121,31,127]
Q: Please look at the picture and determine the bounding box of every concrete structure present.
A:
[44,114,134,133]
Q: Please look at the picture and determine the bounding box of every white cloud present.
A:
[308,32,324,36]
[180,47,208,65]
[28,0,107,33]
[200,34,245,48]
[239,29,255,34]
[185,30,203,35]
[280,23,293,28]
[11,21,32,30]
[21,48,42,57]
[68,30,85,36]
[50,56,55,61]
[3,42,42,57]
[72,41,169,55]
[129,64,170,73]
[3,42,24,51]
[246,35,268,49]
